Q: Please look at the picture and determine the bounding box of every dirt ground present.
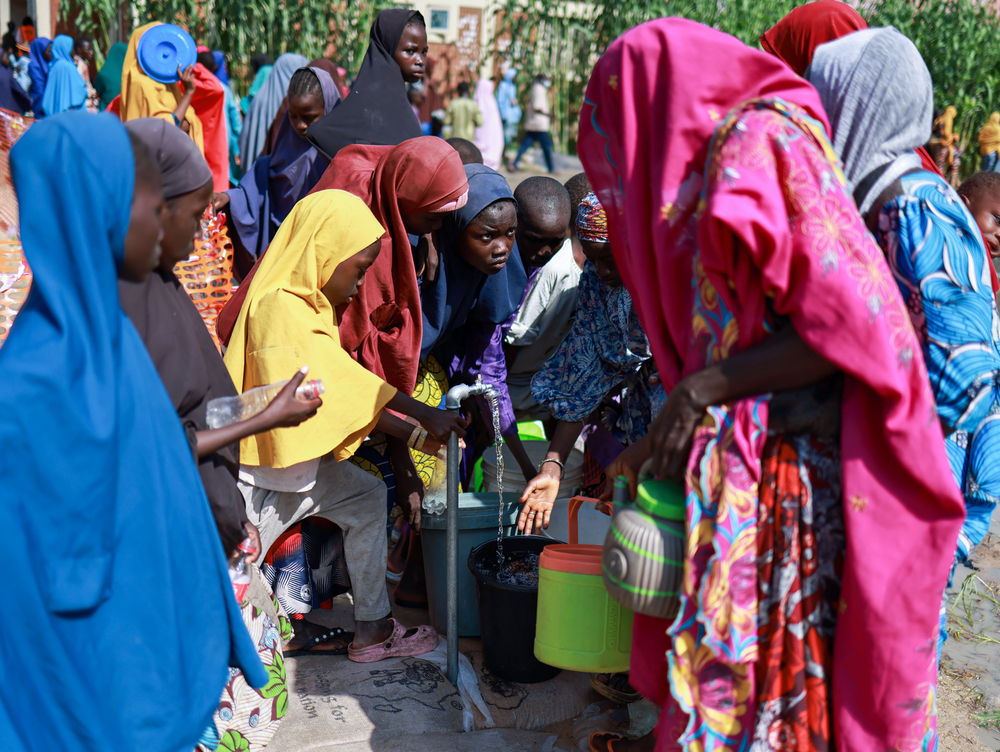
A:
[938,519,1000,751]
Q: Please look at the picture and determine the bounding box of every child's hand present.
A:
[211,192,230,212]
[178,64,197,91]
[260,368,321,429]
[518,465,560,533]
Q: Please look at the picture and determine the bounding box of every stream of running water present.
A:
[486,390,507,570]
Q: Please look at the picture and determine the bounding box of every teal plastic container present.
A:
[421,492,520,637]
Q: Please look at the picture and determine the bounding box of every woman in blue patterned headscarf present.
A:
[0,111,265,750]
[520,192,665,533]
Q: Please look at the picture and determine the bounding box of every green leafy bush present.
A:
[495,0,1000,174]
[64,0,397,96]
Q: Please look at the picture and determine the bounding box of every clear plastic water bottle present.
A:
[229,536,257,603]
[421,445,447,515]
[205,378,325,428]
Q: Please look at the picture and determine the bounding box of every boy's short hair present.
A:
[196,50,217,72]
[958,171,1000,202]
[564,172,592,229]
[457,81,471,98]
[446,137,482,165]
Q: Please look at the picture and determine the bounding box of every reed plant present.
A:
[64,0,397,96]
[495,0,1000,176]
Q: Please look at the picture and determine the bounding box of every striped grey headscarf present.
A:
[808,27,933,215]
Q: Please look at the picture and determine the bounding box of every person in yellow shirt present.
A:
[444,81,482,141]
[979,112,1000,173]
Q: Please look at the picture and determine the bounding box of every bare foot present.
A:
[352,615,394,649]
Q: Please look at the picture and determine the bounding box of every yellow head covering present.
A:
[935,105,958,143]
[120,22,203,153]
[980,112,1000,156]
[224,190,397,468]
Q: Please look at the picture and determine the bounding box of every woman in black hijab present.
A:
[307,8,427,158]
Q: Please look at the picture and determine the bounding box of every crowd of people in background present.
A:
[4,2,1000,751]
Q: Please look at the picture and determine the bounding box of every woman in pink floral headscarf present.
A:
[579,18,963,752]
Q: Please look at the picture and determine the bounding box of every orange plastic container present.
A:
[534,497,633,673]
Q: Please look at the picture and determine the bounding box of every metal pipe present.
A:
[446,424,460,685]
[443,376,499,685]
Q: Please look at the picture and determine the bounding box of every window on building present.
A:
[429,9,449,31]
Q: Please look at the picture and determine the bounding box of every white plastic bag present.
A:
[418,638,495,731]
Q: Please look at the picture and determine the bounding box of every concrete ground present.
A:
[500,148,584,188]
[268,596,603,752]
[269,509,1000,752]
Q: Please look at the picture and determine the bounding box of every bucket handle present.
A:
[567,496,602,545]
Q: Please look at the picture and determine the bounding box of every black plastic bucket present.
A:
[468,535,561,683]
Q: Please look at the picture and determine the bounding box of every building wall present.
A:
[408,0,500,78]
[0,0,53,39]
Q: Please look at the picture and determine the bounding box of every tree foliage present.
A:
[63,0,397,96]
[495,0,1000,175]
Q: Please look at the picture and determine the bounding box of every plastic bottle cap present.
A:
[635,479,685,521]
[237,536,257,555]
[136,24,197,84]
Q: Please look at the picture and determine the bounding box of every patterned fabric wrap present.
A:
[752,434,844,750]
[581,37,961,744]
[652,100,952,752]
[876,171,1000,561]
[576,191,609,242]
[531,263,664,443]
[409,355,449,488]
[261,518,352,616]
[0,108,32,348]
[198,565,293,752]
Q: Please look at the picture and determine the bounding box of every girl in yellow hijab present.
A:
[225,189,465,660]
[120,22,203,151]
[932,104,962,185]
[979,112,1000,172]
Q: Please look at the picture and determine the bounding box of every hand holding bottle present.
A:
[259,367,323,429]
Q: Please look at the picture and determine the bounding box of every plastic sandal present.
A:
[347,618,437,663]
[284,626,354,657]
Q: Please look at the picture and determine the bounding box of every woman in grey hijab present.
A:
[810,28,1000,625]
[808,27,931,216]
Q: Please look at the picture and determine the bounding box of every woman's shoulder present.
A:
[708,102,838,188]
[894,171,977,227]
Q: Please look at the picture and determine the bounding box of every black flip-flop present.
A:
[284,626,354,657]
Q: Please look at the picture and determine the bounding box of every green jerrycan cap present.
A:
[636,479,685,521]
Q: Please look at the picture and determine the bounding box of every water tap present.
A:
[445,375,498,410]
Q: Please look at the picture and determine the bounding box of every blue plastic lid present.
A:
[137,24,196,84]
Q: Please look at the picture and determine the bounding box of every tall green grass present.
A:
[495,0,1000,175]
[64,0,397,96]
[63,0,1000,175]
